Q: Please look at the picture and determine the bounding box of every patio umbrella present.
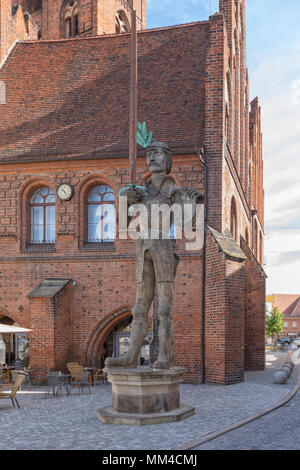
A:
[0,324,32,365]
[0,325,32,333]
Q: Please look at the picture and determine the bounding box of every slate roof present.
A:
[208,226,247,262]
[0,21,209,163]
[27,279,71,298]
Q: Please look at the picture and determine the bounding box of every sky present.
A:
[147,0,300,295]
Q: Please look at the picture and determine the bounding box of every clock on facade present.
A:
[57,184,73,201]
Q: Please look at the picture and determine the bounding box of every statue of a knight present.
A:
[105,141,203,370]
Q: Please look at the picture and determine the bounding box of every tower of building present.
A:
[0,1,147,63]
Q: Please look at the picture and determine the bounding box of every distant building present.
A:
[268,295,300,338]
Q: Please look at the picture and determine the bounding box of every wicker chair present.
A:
[67,363,84,381]
[0,374,25,408]
[93,369,108,386]
[67,363,91,393]
[67,363,84,389]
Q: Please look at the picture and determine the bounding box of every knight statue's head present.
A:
[146,141,172,175]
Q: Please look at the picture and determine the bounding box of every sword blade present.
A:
[129,9,137,188]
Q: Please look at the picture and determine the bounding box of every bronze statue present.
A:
[105,142,203,370]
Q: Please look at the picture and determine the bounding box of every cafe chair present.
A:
[79,371,91,394]
[93,369,108,386]
[0,374,25,408]
[0,364,8,383]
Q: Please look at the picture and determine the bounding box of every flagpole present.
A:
[129,8,137,189]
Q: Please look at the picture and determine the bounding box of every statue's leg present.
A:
[153,282,174,370]
[105,258,155,368]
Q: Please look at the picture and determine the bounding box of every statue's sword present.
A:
[118,9,147,197]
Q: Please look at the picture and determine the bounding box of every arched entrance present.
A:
[86,306,152,368]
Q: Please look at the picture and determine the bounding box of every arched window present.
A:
[30,187,56,244]
[87,185,115,242]
[230,197,238,241]
[62,0,79,38]
[115,10,130,34]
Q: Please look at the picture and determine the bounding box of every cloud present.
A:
[246,3,300,293]
[147,1,300,294]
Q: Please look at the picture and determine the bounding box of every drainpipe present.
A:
[197,148,207,385]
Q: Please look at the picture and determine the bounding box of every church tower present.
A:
[41,0,146,40]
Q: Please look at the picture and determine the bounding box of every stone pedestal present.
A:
[97,366,195,426]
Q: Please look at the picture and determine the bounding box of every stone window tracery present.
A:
[115,10,130,34]
[62,0,79,38]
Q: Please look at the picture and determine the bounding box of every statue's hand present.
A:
[125,188,143,204]
[185,189,204,204]
[169,186,204,204]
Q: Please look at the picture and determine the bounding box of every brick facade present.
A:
[0,0,265,384]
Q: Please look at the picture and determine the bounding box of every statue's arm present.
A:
[169,185,204,205]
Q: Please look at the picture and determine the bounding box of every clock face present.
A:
[57,184,73,201]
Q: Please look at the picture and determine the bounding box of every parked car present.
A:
[293,338,300,347]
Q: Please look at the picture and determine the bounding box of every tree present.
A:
[266,307,284,340]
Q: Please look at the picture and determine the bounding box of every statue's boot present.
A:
[105,316,148,368]
[153,315,172,370]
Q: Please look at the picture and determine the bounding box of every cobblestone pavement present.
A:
[0,351,297,450]
[197,384,300,450]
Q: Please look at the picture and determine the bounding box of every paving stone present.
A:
[0,351,297,450]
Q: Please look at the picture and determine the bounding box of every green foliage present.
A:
[266,306,284,338]
[137,122,153,148]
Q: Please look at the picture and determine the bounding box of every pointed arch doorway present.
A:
[86,307,152,368]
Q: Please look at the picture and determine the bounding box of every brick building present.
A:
[0,0,265,384]
[268,294,300,339]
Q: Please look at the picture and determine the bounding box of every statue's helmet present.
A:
[146,141,172,174]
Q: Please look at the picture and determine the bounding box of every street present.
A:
[197,387,300,450]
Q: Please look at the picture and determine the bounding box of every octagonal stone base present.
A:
[97,366,195,426]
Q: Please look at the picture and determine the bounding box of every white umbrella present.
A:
[0,324,32,333]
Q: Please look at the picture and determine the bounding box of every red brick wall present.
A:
[204,13,226,232]
[29,297,55,370]
[241,238,266,371]
[250,98,264,229]
[0,154,205,382]
[204,229,245,385]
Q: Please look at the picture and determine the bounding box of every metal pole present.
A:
[129,9,137,188]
